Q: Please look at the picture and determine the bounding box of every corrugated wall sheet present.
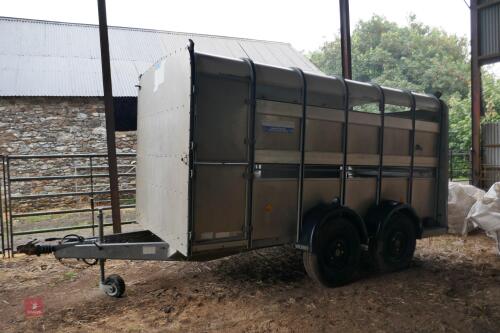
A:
[479,3,500,58]
[482,122,500,187]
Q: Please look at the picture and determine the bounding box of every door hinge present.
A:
[244,224,253,235]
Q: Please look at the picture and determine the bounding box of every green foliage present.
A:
[448,93,471,152]
[482,73,500,124]
[309,15,500,163]
[310,15,469,98]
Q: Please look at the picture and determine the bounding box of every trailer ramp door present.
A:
[136,46,192,257]
[191,55,250,253]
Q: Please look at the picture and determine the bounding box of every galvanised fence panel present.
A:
[2,153,136,256]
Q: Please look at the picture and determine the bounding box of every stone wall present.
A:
[0,97,137,213]
[0,96,136,155]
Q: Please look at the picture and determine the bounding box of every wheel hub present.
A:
[388,231,406,258]
[325,238,350,268]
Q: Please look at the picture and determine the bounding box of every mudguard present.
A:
[297,199,369,253]
[364,200,422,239]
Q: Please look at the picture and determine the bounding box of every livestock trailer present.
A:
[19,42,448,296]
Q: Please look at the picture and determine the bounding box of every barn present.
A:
[0,16,321,156]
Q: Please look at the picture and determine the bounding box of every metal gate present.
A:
[1,156,6,257]
[449,150,472,182]
[0,153,136,257]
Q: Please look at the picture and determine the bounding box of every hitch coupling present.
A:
[17,240,56,256]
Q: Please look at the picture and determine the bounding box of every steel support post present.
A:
[471,0,482,187]
[339,0,352,79]
[97,0,121,232]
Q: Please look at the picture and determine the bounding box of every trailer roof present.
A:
[193,52,442,113]
[0,16,321,97]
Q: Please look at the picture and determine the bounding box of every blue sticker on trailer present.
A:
[262,121,295,134]
[263,126,294,133]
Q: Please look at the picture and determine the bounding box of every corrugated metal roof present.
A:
[0,16,321,97]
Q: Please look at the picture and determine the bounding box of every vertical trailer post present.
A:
[98,209,105,284]
[97,0,121,233]
[370,83,385,205]
[293,68,308,242]
[340,79,349,206]
[242,58,257,248]
[406,91,417,204]
[339,0,352,206]
[339,0,352,79]
[187,40,196,253]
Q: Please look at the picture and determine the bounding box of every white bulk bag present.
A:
[467,182,500,254]
[448,182,485,235]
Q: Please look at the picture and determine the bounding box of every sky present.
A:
[1,0,472,52]
[6,1,498,76]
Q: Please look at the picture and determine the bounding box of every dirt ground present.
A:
[1,233,500,333]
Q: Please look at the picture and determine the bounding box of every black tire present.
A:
[371,212,416,273]
[303,218,361,287]
[104,274,126,298]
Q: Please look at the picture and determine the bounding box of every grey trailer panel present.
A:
[193,165,246,243]
[255,114,301,151]
[303,179,341,212]
[415,131,438,157]
[254,99,302,164]
[256,99,302,118]
[305,119,343,153]
[305,72,344,110]
[195,74,249,162]
[255,63,302,104]
[345,178,377,217]
[381,178,408,203]
[136,46,192,257]
[412,178,436,220]
[252,178,298,245]
[347,123,379,155]
[195,52,249,77]
[384,128,410,156]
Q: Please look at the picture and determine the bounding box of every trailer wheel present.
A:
[103,274,126,298]
[303,218,361,287]
[372,212,416,272]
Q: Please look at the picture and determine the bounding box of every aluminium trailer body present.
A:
[18,42,448,295]
[136,42,448,258]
